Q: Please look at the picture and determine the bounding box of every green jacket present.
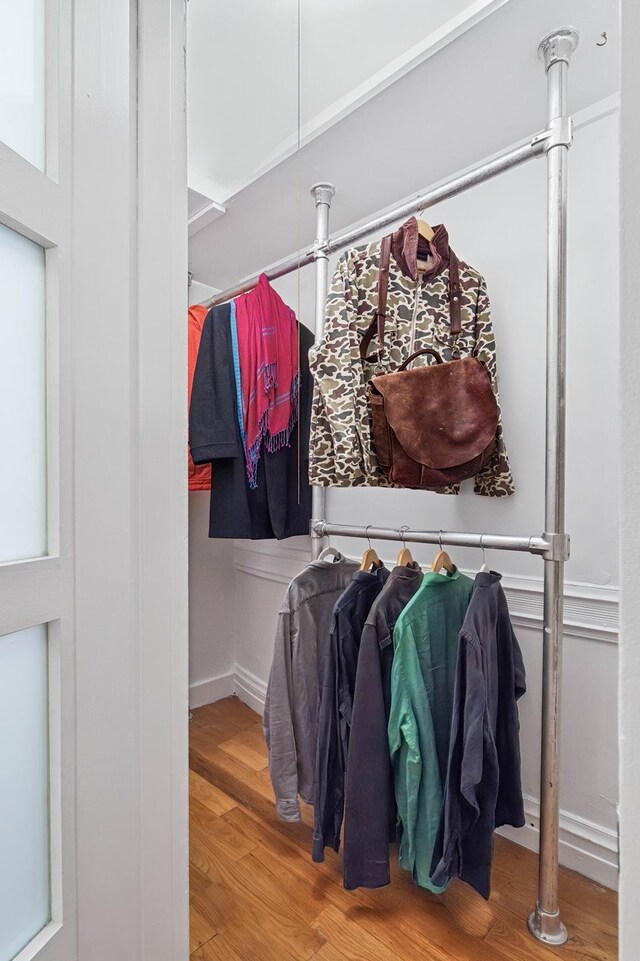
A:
[388,568,474,891]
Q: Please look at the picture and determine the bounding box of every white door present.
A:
[0,2,189,960]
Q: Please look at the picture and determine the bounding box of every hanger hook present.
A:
[596,31,607,47]
[480,532,486,567]
[399,525,409,549]
[439,530,443,552]
[365,525,373,549]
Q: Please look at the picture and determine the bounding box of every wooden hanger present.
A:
[360,547,381,571]
[416,217,435,272]
[430,549,454,574]
[430,531,455,574]
[396,526,414,567]
[360,526,381,571]
[416,217,435,242]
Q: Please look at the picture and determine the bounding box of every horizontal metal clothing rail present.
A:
[311,523,570,562]
[204,117,570,310]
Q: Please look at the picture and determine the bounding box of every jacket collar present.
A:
[390,217,450,282]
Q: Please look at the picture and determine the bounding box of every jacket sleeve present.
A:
[430,633,485,887]
[387,652,424,869]
[262,607,302,822]
[471,280,515,496]
[312,617,345,861]
[189,309,241,464]
[308,251,375,486]
[343,626,392,889]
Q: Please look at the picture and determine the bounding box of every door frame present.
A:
[71,1,189,959]
[619,2,640,958]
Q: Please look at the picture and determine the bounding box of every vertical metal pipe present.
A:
[529,28,579,947]
[310,183,335,559]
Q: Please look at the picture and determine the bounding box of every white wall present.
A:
[188,108,619,888]
[188,493,238,708]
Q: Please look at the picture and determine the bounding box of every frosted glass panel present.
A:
[0,223,47,563]
[0,1,45,169]
[0,626,50,961]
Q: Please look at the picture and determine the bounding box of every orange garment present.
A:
[188,304,212,491]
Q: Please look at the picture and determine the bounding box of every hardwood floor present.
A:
[189,696,617,961]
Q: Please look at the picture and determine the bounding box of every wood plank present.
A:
[201,696,260,730]
[189,885,219,954]
[190,934,251,960]
[190,799,258,868]
[226,806,497,961]
[311,904,408,961]
[485,917,616,961]
[191,859,326,961]
[218,723,269,772]
[189,770,237,817]
[189,721,244,758]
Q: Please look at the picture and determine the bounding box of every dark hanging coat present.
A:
[430,570,526,898]
[189,303,313,539]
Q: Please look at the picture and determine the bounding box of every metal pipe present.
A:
[310,183,335,559]
[528,27,579,948]
[204,135,549,310]
[328,138,546,255]
[313,522,551,557]
[204,249,316,308]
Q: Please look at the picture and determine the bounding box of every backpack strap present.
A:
[359,234,392,362]
[449,249,462,336]
[359,234,462,362]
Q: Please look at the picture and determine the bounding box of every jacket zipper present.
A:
[409,274,421,355]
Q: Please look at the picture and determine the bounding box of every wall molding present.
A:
[499,795,619,891]
[234,665,269,717]
[232,542,620,646]
[188,665,267,716]
[189,670,235,710]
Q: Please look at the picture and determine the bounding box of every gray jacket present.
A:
[263,555,358,821]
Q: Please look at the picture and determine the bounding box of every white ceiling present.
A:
[189,0,619,292]
[187,0,498,201]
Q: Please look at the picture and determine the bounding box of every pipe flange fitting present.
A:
[538,28,580,72]
[310,183,336,207]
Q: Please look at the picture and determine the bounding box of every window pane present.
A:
[0,625,50,961]
[0,1,45,169]
[0,223,47,563]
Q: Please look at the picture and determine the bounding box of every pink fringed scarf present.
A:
[234,274,299,488]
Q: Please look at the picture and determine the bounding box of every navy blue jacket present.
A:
[430,571,526,898]
[312,565,390,862]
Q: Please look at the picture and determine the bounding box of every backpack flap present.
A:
[370,357,498,470]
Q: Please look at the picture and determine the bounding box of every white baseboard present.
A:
[189,665,267,716]
[499,795,618,890]
[189,670,235,709]
[234,665,268,716]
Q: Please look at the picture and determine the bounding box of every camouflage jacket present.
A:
[308,219,514,496]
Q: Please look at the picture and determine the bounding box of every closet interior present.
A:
[186,3,619,960]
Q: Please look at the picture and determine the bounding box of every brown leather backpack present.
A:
[361,234,499,490]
